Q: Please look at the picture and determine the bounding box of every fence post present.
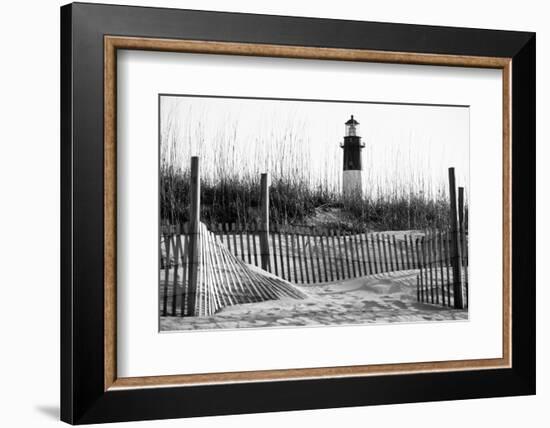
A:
[448,167,464,309]
[458,187,468,307]
[463,207,469,307]
[259,173,271,271]
[186,156,200,317]
[458,187,465,230]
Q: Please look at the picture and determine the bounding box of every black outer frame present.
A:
[60,2,535,425]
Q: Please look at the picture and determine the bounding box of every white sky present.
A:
[160,95,469,198]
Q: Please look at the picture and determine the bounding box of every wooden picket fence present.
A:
[415,229,469,308]
[160,221,432,316]
[415,168,469,310]
[162,223,425,284]
[212,223,424,284]
[160,223,469,315]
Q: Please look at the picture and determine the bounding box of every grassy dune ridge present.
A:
[160,168,452,231]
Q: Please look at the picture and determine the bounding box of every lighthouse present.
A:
[341,115,365,198]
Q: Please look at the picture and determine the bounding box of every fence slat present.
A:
[271,229,278,276]
[374,233,381,274]
[320,231,329,282]
[307,233,317,283]
[296,230,309,284]
[313,234,322,283]
[239,225,246,262]
[424,237,430,303]
[352,233,362,276]
[208,228,233,308]
[422,236,432,303]
[171,232,181,316]
[202,226,219,312]
[444,231,452,305]
[359,232,368,275]
[458,189,468,308]
[259,173,271,271]
[336,231,346,279]
[387,234,394,271]
[251,221,259,268]
[428,232,435,303]
[392,235,399,271]
[433,232,439,304]
[461,224,469,307]
[334,230,342,279]
[345,232,354,278]
[245,225,252,264]
[162,233,171,316]
[363,232,376,275]
[437,231,446,306]
[301,233,310,284]
[285,232,292,283]
[338,230,346,280]
[382,234,390,273]
[330,232,337,281]
[346,233,356,278]
[224,222,231,253]
[411,237,421,266]
[217,223,223,245]
[180,227,189,316]
[350,233,358,277]
[305,230,312,283]
[292,231,300,283]
[432,231,436,303]
[397,240,407,270]
[330,230,340,280]
[403,235,409,269]
[416,238,424,301]
[294,231,301,283]
[405,234,411,270]
[277,231,285,280]
[376,233,388,273]
[367,234,376,274]
[346,233,354,277]
[231,222,239,262]
[314,233,323,282]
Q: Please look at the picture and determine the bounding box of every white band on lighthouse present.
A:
[343,170,363,197]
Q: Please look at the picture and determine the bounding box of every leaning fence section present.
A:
[160,223,307,317]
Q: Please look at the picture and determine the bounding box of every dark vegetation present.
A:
[160,168,451,232]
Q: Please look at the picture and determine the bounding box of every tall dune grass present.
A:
[160,103,464,231]
[160,169,452,231]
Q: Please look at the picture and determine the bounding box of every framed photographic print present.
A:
[60,2,535,424]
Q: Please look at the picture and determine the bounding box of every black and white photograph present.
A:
[159,95,470,332]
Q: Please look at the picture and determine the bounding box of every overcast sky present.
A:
[160,95,469,198]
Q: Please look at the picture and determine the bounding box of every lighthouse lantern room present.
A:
[341,115,365,197]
